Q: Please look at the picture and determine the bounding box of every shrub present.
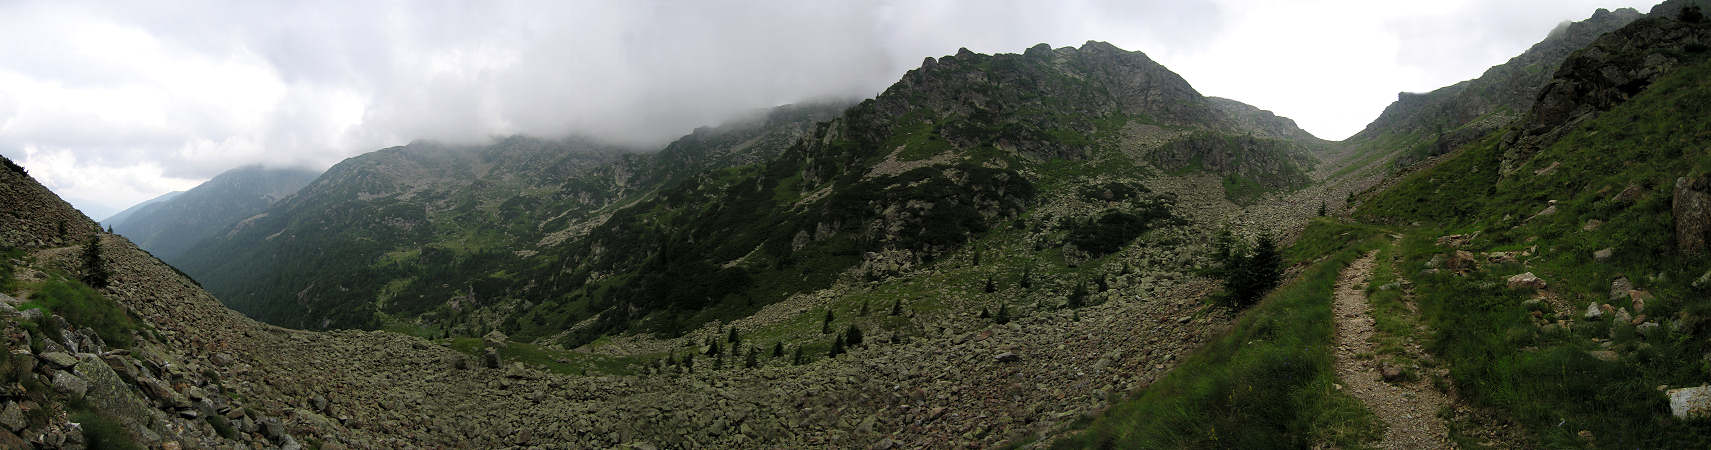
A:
[24,277,136,348]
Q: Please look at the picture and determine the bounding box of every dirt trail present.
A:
[1333,252,1449,449]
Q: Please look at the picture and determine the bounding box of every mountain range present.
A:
[4,1,1711,447]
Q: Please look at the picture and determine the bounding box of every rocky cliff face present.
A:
[1501,7,1711,173]
[108,166,318,264]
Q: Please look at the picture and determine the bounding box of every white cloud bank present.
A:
[0,0,1658,218]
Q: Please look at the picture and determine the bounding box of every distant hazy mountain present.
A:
[110,165,319,264]
[102,190,183,228]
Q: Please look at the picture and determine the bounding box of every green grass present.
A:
[1352,57,1711,447]
[71,409,143,450]
[444,337,648,376]
[1051,219,1388,448]
[21,275,138,348]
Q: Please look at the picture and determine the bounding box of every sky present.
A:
[0,0,1660,219]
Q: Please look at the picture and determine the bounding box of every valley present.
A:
[3,1,1711,448]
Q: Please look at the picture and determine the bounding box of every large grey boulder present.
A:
[0,401,23,432]
[1668,385,1711,419]
[74,354,162,443]
[38,352,79,369]
[51,371,88,399]
[1677,175,1711,255]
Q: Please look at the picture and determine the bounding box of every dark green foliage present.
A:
[1065,209,1173,257]
[1020,268,1033,289]
[72,410,143,450]
[1683,5,1705,23]
[1216,233,1282,309]
[1068,282,1089,308]
[726,327,739,344]
[1317,201,1327,217]
[0,155,25,175]
[890,298,903,316]
[206,414,236,439]
[845,325,863,347]
[791,346,804,365]
[979,307,990,318]
[25,277,136,348]
[80,235,108,289]
[821,309,834,334]
[983,277,996,293]
[859,301,870,316]
[1096,275,1108,292]
[995,303,1010,325]
[744,346,758,368]
[705,339,721,357]
[771,341,784,358]
[828,335,845,358]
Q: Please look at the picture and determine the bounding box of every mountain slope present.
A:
[100,190,181,228]
[109,166,317,264]
[176,42,1321,348]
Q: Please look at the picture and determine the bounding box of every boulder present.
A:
[483,348,501,369]
[1507,272,1547,290]
[1587,350,1619,362]
[1614,308,1634,325]
[38,352,79,369]
[0,401,23,432]
[1593,248,1614,262]
[1446,251,1479,273]
[1630,290,1654,313]
[1675,175,1711,255]
[1585,302,1604,321]
[482,330,509,349]
[51,371,88,398]
[994,352,1021,363]
[74,354,161,443]
[1668,385,1711,419]
[1610,277,1634,301]
[1583,219,1605,231]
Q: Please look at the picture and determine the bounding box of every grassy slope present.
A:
[1356,58,1711,447]
[1051,219,1390,448]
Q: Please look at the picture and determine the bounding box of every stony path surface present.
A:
[1332,251,1450,449]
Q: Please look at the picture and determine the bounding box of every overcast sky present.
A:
[0,0,1659,219]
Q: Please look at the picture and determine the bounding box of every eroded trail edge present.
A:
[1332,251,1449,449]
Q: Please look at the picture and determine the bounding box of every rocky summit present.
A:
[6,0,1711,448]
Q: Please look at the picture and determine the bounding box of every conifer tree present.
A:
[979,307,990,319]
[860,301,870,316]
[81,234,108,288]
[845,325,863,347]
[821,309,835,334]
[771,341,784,358]
[889,299,903,316]
[791,346,804,365]
[828,334,845,358]
[1068,282,1088,308]
[984,277,996,293]
[995,303,1010,325]
[744,346,758,368]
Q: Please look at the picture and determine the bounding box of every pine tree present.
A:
[706,339,721,357]
[1096,275,1108,293]
[792,346,804,365]
[1020,268,1033,289]
[771,341,784,357]
[828,335,845,358]
[727,327,740,346]
[744,346,758,368]
[995,303,1010,325]
[979,307,991,319]
[684,353,695,373]
[1068,282,1088,308]
[983,277,996,293]
[889,299,903,316]
[845,325,863,347]
[81,235,108,288]
[1317,201,1328,217]
[821,309,835,334]
[714,354,724,370]
[972,249,982,266]
[860,301,870,316]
